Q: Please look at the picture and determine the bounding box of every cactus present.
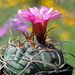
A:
[0,5,66,75]
[2,31,64,75]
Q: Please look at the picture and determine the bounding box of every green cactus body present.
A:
[4,41,64,75]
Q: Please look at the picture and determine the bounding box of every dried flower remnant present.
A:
[18,5,61,44]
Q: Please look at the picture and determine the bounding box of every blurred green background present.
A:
[0,0,75,75]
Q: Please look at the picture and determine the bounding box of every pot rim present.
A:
[34,63,74,75]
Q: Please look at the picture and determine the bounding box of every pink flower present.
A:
[18,5,61,44]
[0,26,7,37]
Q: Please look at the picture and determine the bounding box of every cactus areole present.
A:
[3,6,65,75]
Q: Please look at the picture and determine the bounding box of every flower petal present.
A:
[39,5,48,14]
[27,7,39,16]
[43,7,53,19]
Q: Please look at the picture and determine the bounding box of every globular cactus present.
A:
[3,32,64,75]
